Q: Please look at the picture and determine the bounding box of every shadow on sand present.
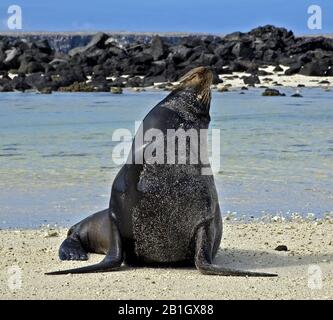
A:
[213,248,333,270]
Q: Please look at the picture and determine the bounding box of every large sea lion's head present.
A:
[177,66,213,106]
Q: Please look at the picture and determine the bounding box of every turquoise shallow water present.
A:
[0,88,332,228]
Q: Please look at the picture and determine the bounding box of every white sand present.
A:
[0,220,332,300]
[215,65,333,89]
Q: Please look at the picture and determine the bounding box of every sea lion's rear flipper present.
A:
[194,225,278,277]
[46,213,123,275]
[45,249,122,275]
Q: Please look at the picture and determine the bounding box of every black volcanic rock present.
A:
[299,61,330,76]
[212,70,223,85]
[11,74,31,92]
[290,37,333,54]
[326,67,333,76]
[18,61,44,74]
[0,26,333,91]
[285,63,302,75]
[25,73,51,90]
[0,76,13,92]
[149,35,167,61]
[273,65,283,72]
[32,40,53,55]
[243,74,260,86]
[126,76,144,87]
[68,32,108,57]
[196,52,218,66]
[262,88,285,96]
[147,60,166,77]
[132,52,153,65]
[231,40,254,59]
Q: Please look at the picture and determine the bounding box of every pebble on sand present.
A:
[274,245,289,251]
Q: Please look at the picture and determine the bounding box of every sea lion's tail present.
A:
[45,252,122,275]
[197,263,278,277]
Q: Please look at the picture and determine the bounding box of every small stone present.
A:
[319,80,330,85]
[243,74,260,86]
[217,86,229,92]
[275,245,288,251]
[44,229,59,238]
[262,88,285,96]
[111,87,123,94]
[273,65,283,72]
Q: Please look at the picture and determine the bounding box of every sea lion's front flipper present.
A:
[46,212,123,275]
[58,234,88,261]
[194,225,278,277]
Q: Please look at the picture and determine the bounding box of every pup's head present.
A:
[177,66,213,105]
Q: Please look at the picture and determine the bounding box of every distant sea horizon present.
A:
[0,29,333,38]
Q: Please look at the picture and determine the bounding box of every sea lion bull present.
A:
[47,66,277,277]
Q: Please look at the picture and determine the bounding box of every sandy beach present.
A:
[0,219,332,300]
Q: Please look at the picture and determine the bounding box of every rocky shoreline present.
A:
[1,25,333,93]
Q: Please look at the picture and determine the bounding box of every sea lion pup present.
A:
[47,67,277,276]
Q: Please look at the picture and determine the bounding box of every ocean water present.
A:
[0,88,332,228]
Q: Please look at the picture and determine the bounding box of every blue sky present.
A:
[0,0,332,34]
